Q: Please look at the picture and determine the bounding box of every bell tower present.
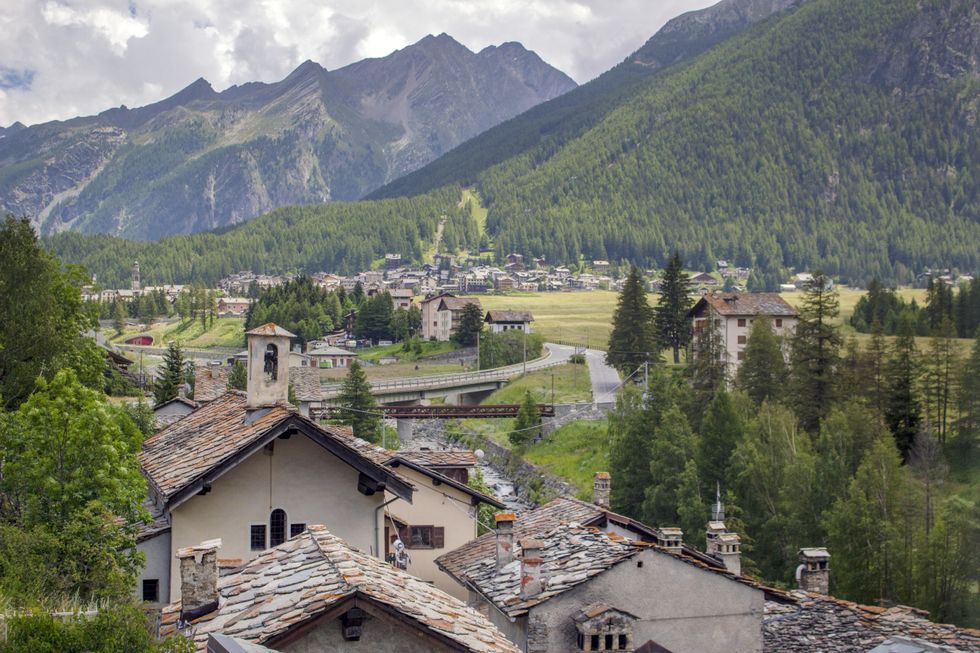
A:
[245,323,295,409]
[131,260,141,291]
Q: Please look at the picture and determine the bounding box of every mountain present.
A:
[377,0,980,286]
[370,0,803,200]
[0,34,575,239]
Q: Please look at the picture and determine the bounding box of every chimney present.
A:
[177,539,221,620]
[209,360,222,379]
[797,548,830,594]
[519,538,545,598]
[658,527,683,552]
[495,512,517,571]
[705,484,741,576]
[593,472,610,509]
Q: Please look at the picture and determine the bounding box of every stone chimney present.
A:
[705,484,742,576]
[177,539,221,620]
[593,472,610,509]
[245,323,295,409]
[519,538,545,599]
[209,360,222,379]
[797,548,830,594]
[495,512,517,571]
[659,527,683,552]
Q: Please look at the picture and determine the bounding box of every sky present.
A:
[0,0,716,127]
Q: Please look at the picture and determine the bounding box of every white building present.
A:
[688,292,799,375]
[484,310,534,334]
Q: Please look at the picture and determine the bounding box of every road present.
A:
[540,343,620,404]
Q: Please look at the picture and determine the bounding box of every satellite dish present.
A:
[474,449,485,460]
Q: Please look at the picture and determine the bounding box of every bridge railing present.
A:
[320,357,566,397]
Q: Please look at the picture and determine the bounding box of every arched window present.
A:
[270,509,287,547]
[263,344,279,381]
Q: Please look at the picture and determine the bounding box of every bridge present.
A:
[313,404,556,419]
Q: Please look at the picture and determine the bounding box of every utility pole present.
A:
[476,330,480,371]
[522,327,527,376]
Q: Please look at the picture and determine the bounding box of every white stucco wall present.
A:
[279,608,458,653]
[699,309,798,376]
[136,531,172,605]
[529,548,764,653]
[384,466,480,600]
[168,434,384,598]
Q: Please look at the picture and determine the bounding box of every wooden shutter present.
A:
[433,527,445,549]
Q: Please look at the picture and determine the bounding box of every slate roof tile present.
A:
[161,526,519,653]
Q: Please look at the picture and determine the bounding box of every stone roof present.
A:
[308,345,356,356]
[244,323,296,337]
[439,296,482,311]
[194,366,229,402]
[136,498,170,543]
[208,634,280,652]
[140,392,411,506]
[690,292,799,318]
[484,310,534,323]
[763,591,980,652]
[396,450,478,468]
[287,367,321,402]
[442,522,640,618]
[159,525,520,653]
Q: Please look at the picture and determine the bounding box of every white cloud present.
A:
[0,0,715,126]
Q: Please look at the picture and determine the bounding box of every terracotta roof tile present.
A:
[161,526,519,653]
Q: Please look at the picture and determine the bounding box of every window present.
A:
[290,523,306,537]
[270,509,287,547]
[737,318,746,327]
[618,634,628,650]
[142,579,159,603]
[775,318,783,327]
[250,524,266,551]
[402,526,445,549]
[605,635,614,650]
[737,335,747,344]
[591,635,600,650]
[737,351,746,361]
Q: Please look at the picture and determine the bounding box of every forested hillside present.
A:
[45,188,476,287]
[386,0,980,286]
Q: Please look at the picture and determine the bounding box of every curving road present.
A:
[543,343,621,404]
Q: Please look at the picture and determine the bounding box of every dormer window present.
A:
[573,604,636,651]
[264,344,279,381]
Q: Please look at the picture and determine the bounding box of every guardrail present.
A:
[320,356,565,398]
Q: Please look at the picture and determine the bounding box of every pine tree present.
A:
[687,318,727,416]
[654,252,693,364]
[453,303,483,347]
[113,300,128,336]
[953,329,980,446]
[606,265,656,375]
[735,316,787,404]
[510,391,542,447]
[153,341,185,406]
[227,361,247,391]
[866,321,889,416]
[337,361,381,444]
[885,313,921,459]
[921,319,958,443]
[790,272,841,433]
[697,391,746,494]
[608,387,656,519]
[642,404,697,526]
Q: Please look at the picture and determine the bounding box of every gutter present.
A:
[374,496,400,558]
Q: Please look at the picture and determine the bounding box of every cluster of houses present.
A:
[134,323,979,653]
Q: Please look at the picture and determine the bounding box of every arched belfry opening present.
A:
[244,323,296,409]
[264,344,279,381]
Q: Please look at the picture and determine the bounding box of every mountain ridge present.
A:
[0,34,575,239]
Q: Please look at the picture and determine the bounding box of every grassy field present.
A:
[523,421,610,501]
[357,340,460,363]
[108,317,245,350]
[461,363,593,444]
[461,188,488,237]
[320,361,467,382]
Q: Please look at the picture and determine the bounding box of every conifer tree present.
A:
[453,303,484,347]
[510,391,542,447]
[866,321,889,416]
[885,313,921,459]
[606,265,656,375]
[735,316,787,404]
[113,300,128,336]
[608,387,656,519]
[227,361,247,391]
[153,341,185,406]
[687,318,727,416]
[922,319,958,443]
[642,403,697,526]
[337,361,381,444]
[790,272,841,432]
[654,252,693,364]
[954,329,980,448]
[697,391,746,493]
